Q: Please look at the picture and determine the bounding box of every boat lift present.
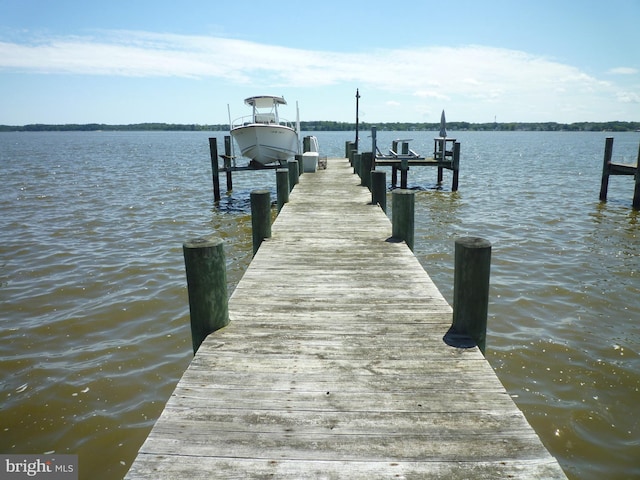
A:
[368,125,460,191]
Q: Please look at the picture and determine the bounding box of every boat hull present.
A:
[231,124,299,165]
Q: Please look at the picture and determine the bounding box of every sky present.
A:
[0,0,638,125]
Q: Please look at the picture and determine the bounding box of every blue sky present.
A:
[0,0,638,125]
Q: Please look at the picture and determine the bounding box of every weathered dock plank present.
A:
[125,157,567,479]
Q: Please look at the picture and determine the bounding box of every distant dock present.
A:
[348,127,460,191]
[125,157,567,479]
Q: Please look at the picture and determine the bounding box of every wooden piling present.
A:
[599,137,614,202]
[371,170,387,212]
[183,236,229,354]
[251,190,272,255]
[288,159,299,192]
[400,158,409,189]
[444,237,491,354]
[353,153,362,177]
[276,169,289,213]
[371,126,378,160]
[346,141,356,162]
[452,142,461,192]
[361,152,373,189]
[208,138,221,202]
[634,142,640,209]
[224,136,233,191]
[391,189,415,251]
[295,154,304,176]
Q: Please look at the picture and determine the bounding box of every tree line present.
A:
[1,120,639,132]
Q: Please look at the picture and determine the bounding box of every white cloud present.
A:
[0,30,636,122]
[608,67,638,75]
[616,91,640,103]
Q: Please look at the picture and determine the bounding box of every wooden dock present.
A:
[125,157,567,479]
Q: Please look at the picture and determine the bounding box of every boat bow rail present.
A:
[231,114,296,129]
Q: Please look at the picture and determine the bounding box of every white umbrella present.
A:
[439,110,447,138]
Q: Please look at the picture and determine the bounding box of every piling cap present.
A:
[455,237,492,249]
[184,236,224,249]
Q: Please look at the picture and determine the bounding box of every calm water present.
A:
[1,130,638,479]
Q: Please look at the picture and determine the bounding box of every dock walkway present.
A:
[126,158,567,479]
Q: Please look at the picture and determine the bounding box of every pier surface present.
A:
[126,158,567,479]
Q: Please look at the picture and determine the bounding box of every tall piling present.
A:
[452,142,461,192]
[599,137,614,202]
[634,142,640,209]
[208,138,221,202]
[224,136,233,192]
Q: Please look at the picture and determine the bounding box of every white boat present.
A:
[230,96,300,167]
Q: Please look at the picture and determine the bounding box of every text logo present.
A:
[0,455,77,480]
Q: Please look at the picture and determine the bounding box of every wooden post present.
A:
[452,142,461,192]
[353,153,362,177]
[400,158,409,189]
[599,137,614,202]
[183,236,229,354]
[288,159,299,191]
[276,169,289,213]
[361,152,373,189]
[391,189,415,251]
[633,143,640,210]
[224,135,233,192]
[371,126,377,162]
[444,237,491,354]
[391,165,398,188]
[346,142,356,163]
[371,170,387,212]
[251,190,271,255]
[295,154,303,176]
[208,137,221,202]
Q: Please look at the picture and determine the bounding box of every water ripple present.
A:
[1,131,639,480]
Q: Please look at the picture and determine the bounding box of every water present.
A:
[1,130,638,479]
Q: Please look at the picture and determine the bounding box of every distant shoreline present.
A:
[1,121,639,132]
